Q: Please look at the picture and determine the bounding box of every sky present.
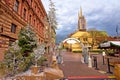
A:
[41,0,120,43]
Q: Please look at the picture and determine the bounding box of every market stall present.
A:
[99,41,120,57]
[99,41,120,78]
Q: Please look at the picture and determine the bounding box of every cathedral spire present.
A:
[78,7,86,31]
[80,6,82,17]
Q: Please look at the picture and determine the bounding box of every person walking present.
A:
[83,47,89,64]
[56,53,63,64]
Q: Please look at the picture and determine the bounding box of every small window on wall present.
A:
[11,23,17,33]
[0,26,3,33]
[14,0,19,12]
[23,8,26,19]
[35,6,36,10]
[34,20,35,26]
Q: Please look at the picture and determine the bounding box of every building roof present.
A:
[70,31,90,38]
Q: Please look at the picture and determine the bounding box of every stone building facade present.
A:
[0,0,48,61]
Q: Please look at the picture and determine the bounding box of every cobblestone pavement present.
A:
[58,51,114,78]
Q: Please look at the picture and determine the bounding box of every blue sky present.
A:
[41,0,120,43]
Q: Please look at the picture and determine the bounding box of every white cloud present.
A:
[42,0,120,42]
[57,24,63,29]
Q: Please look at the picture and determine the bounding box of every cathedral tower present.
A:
[78,7,86,31]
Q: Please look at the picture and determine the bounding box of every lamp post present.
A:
[107,57,112,74]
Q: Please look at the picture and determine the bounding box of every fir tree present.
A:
[48,0,57,29]
[18,25,37,56]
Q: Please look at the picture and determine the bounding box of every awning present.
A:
[110,41,120,47]
[100,41,111,48]
[99,41,120,48]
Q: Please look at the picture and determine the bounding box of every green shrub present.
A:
[72,51,82,53]
[90,49,102,53]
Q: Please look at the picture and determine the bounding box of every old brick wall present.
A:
[0,0,47,60]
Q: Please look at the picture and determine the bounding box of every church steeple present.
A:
[80,7,82,17]
[78,7,83,18]
[78,7,86,31]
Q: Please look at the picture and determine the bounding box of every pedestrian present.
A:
[56,54,63,64]
[83,47,88,64]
